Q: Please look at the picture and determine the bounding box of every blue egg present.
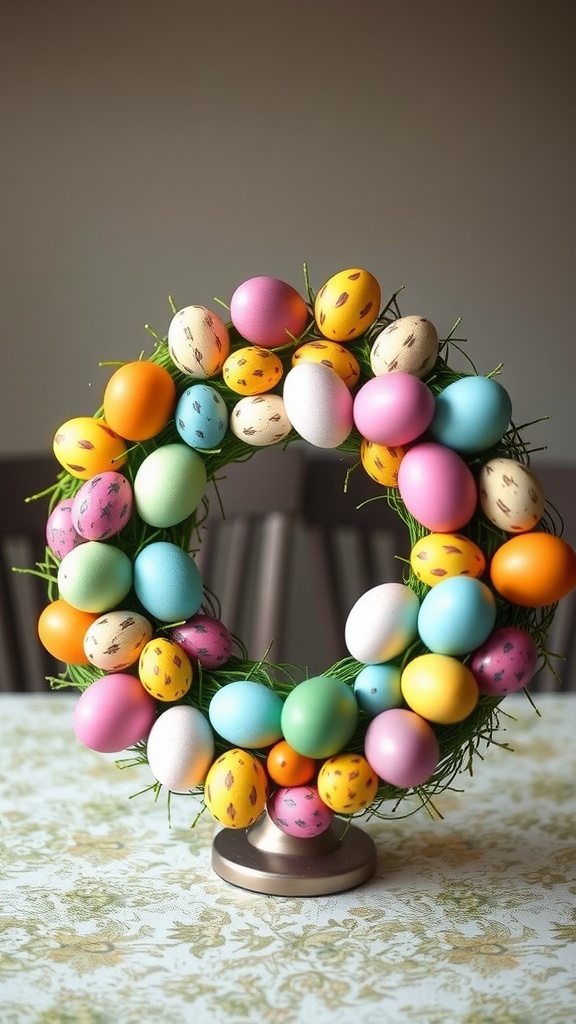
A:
[133,541,203,622]
[418,576,497,656]
[354,664,403,716]
[209,680,284,748]
[176,384,229,450]
[430,376,512,453]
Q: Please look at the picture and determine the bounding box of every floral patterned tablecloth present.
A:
[1,693,575,1024]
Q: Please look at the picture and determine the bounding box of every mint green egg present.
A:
[57,541,133,613]
[281,675,359,759]
[134,443,207,528]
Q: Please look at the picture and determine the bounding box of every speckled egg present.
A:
[317,753,379,814]
[370,315,439,378]
[360,439,406,487]
[204,748,268,829]
[229,276,309,348]
[83,610,154,672]
[314,268,381,342]
[469,626,540,696]
[353,663,403,716]
[291,340,360,389]
[267,786,334,838]
[230,394,293,446]
[175,383,229,450]
[170,614,233,670]
[146,704,215,792]
[168,305,231,378]
[71,471,133,540]
[479,458,545,533]
[138,637,193,702]
[53,417,127,479]
[46,499,84,560]
[223,346,283,396]
[283,362,353,448]
[410,532,486,587]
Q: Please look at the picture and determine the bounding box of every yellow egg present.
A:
[138,638,193,702]
[360,438,405,487]
[53,417,127,479]
[291,340,360,389]
[410,533,486,587]
[401,653,479,724]
[317,753,379,814]
[314,268,381,342]
[204,748,268,828]
[478,458,545,533]
[222,346,284,396]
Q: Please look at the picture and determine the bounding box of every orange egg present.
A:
[266,740,316,787]
[360,438,406,487]
[38,599,100,664]
[490,532,576,607]
[103,361,177,441]
[53,417,127,479]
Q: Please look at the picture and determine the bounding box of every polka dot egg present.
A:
[138,637,193,702]
[223,346,283,396]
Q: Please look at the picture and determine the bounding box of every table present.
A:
[1,693,575,1023]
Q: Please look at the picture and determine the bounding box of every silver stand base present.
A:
[212,812,377,896]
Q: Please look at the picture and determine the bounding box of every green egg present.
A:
[134,443,207,528]
[57,541,133,613]
[280,675,359,759]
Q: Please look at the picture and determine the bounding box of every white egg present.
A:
[229,394,292,446]
[370,315,439,378]
[168,305,231,378]
[283,362,353,448]
[146,705,215,793]
[345,582,420,664]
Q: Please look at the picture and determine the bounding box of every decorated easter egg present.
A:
[469,626,540,695]
[370,315,439,378]
[353,372,435,446]
[53,417,127,480]
[268,786,334,838]
[410,532,486,587]
[71,471,133,540]
[133,541,203,622]
[57,541,133,613]
[283,362,353,448]
[170,614,233,670]
[223,346,284,396]
[38,599,99,665]
[417,576,497,655]
[230,394,293,446]
[360,439,406,487]
[133,444,207,528]
[280,676,359,759]
[46,500,84,560]
[204,748,268,828]
[208,680,284,748]
[266,740,316,787]
[478,458,545,533]
[490,532,576,607]
[353,663,403,716]
[175,384,229,450]
[73,673,157,753]
[401,653,479,724]
[291,340,361,389]
[138,637,193,702]
[345,582,420,664]
[230,276,309,348]
[364,708,440,789]
[398,442,478,532]
[83,610,154,671]
[314,268,381,342]
[146,704,215,792]
[430,376,512,453]
[168,305,231,378]
[317,753,379,814]
[102,360,176,441]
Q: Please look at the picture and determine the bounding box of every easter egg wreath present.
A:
[33,265,576,840]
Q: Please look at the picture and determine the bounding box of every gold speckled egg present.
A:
[53,417,127,480]
[370,315,439,379]
[223,346,284,396]
[360,438,405,487]
[230,394,292,447]
[204,748,268,828]
[314,268,381,342]
[138,638,193,702]
[317,753,378,814]
[410,533,486,587]
[84,610,154,671]
[479,458,545,533]
[292,340,360,389]
[168,305,231,378]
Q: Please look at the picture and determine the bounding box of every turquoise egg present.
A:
[354,663,403,716]
[176,384,229,450]
[133,541,203,622]
[418,576,497,656]
[430,376,512,453]
[209,680,284,748]
[281,676,359,759]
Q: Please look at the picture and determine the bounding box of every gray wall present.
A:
[1,0,575,463]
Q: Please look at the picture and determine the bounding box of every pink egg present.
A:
[170,614,234,669]
[71,471,133,540]
[364,708,440,789]
[353,372,435,446]
[46,499,84,559]
[268,785,334,838]
[469,627,539,695]
[398,442,478,531]
[229,276,309,348]
[73,673,157,753]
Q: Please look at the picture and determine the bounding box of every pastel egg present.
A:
[360,439,406,487]
[73,673,157,754]
[133,541,203,622]
[175,384,229,450]
[291,340,360,389]
[370,315,439,378]
[223,346,284,396]
[83,610,154,671]
[417,576,497,655]
[401,653,479,724]
[317,753,379,814]
[314,268,381,342]
[268,786,334,838]
[134,443,207,528]
[344,582,420,664]
[353,663,403,716]
[364,708,440,789]
[204,748,268,829]
[283,362,353,448]
[57,541,133,613]
[46,500,84,560]
[230,394,293,447]
[168,305,231,378]
[469,627,540,696]
[208,680,284,748]
[229,276,309,348]
[170,614,233,670]
[138,638,193,702]
[353,372,436,446]
[397,442,478,532]
[71,471,133,540]
[280,676,359,759]
[479,458,545,533]
[410,532,486,587]
[146,704,215,792]
[53,417,127,480]
[430,376,512,453]
[490,532,576,607]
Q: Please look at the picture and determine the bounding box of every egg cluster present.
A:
[37,266,576,838]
